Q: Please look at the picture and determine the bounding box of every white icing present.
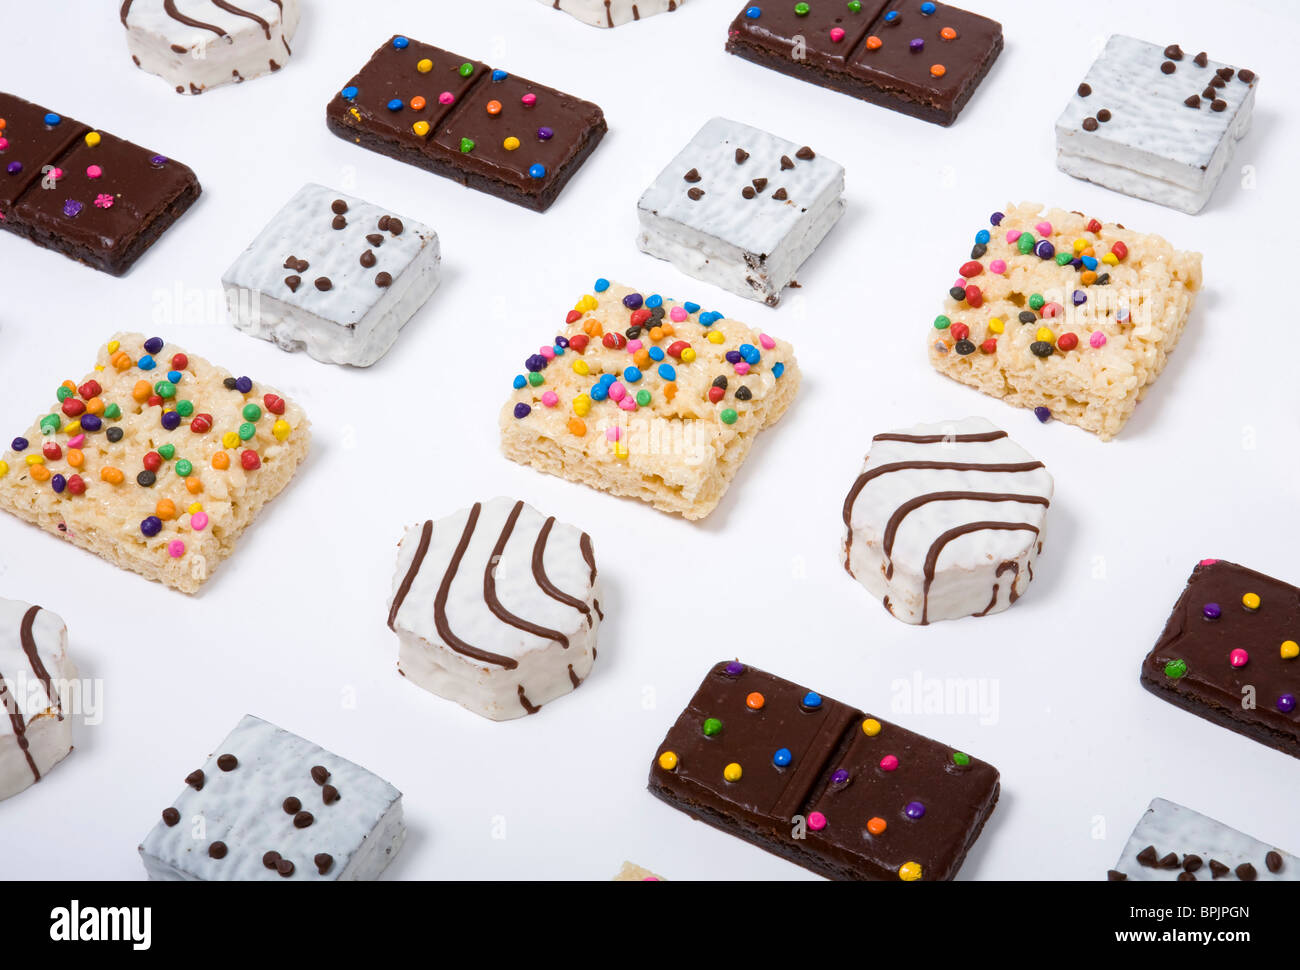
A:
[0,598,75,802]
[1114,798,1297,881]
[842,417,1053,625]
[539,0,683,28]
[388,497,600,721]
[636,117,845,306]
[139,715,404,880]
[122,0,300,95]
[222,183,441,367]
[1055,35,1258,213]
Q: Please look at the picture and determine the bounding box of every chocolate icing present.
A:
[484,501,571,648]
[433,503,519,670]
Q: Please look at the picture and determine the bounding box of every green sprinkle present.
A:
[238,422,256,441]
[702,717,722,737]
[720,408,738,425]
[1028,293,1045,311]
[458,62,474,77]
[795,1,810,13]
[1017,233,1035,255]
[158,443,176,460]
[103,403,121,420]
[1054,252,1072,266]
[952,752,971,767]
[636,389,651,406]
[242,403,262,422]
[175,459,193,478]
[460,137,476,154]
[848,0,862,10]
[56,386,74,402]
[1164,659,1188,679]
[154,381,176,399]
[40,415,61,435]
[527,372,544,387]
[176,400,195,418]
[933,314,951,330]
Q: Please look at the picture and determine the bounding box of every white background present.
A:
[1,0,1297,881]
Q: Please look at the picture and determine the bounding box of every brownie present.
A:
[1141,560,1300,760]
[648,661,1000,880]
[326,36,606,212]
[725,1,1003,126]
[0,92,200,275]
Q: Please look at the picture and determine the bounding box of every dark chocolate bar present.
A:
[725,1,1003,126]
[648,661,1000,880]
[326,36,606,212]
[0,92,200,275]
[1141,559,1300,760]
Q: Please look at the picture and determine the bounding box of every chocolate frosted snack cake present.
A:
[928,203,1202,439]
[0,334,310,594]
[1141,559,1300,760]
[500,280,800,520]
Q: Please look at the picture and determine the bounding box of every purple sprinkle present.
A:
[79,415,102,432]
[831,769,849,785]
[11,437,29,452]
[50,474,67,494]
[1202,602,1222,620]
[62,199,83,218]
[990,211,1004,226]
[554,336,569,349]
[905,800,926,819]
[140,515,162,538]
[1033,406,1051,423]
[144,336,165,354]
[1279,694,1296,714]
[622,293,644,311]
[723,661,745,676]
[725,350,742,364]
[908,38,924,52]
[1035,240,1055,259]
[1072,290,1087,306]
[525,354,548,372]
[537,126,554,141]
[513,402,531,419]
[160,411,182,431]
[1070,257,1084,269]
[5,161,22,175]
[234,376,253,394]
[150,155,168,168]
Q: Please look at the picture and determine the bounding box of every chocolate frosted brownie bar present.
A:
[649,661,1000,880]
[1141,560,1300,760]
[725,1,1002,126]
[326,35,605,211]
[0,92,200,274]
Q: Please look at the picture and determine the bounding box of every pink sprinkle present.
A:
[521,92,537,107]
[167,539,186,558]
[67,434,86,449]
[1199,558,1219,566]
[734,362,751,375]
[438,91,456,105]
[1034,220,1053,236]
[0,137,8,151]
[618,397,637,411]
[626,338,643,352]
[669,306,688,323]
[539,346,555,359]
[989,258,1007,274]
[86,164,103,179]
[759,334,775,350]
[1042,302,1063,318]
[605,427,620,442]
[49,167,63,181]
[607,382,626,402]
[642,877,660,882]
[93,193,113,209]
[952,278,966,289]
[1006,230,1021,242]
[879,755,899,772]
[191,512,209,531]
[1089,330,1107,348]
[1229,649,1250,668]
[829,26,846,41]
[807,811,827,831]
[541,391,559,407]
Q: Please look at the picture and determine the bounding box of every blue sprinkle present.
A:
[513,402,531,419]
[144,337,164,354]
[492,69,509,82]
[10,437,28,452]
[590,383,608,402]
[44,112,61,126]
[739,343,760,364]
[773,748,792,767]
[646,294,663,309]
[137,355,156,371]
[921,1,936,13]
[648,347,665,362]
[745,5,762,18]
[387,98,404,111]
[341,86,358,100]
[599,373,617,386]
[684,302,700,314]
[552,344,565,356]
[700,311,719,326]
[975,229,991,245]
[513,375,527,390]
[593,278,610,292]
[528,163,547,179]
[1034,406,1051,423]
[392,36,410,49]
[657,364,676,381]
[884,9,899,22]
[167,370,182,384]
[802,691,822,709]
[623,366,642,383]
[50,474,66,494]
[1081,255,1098,270]
[773,362,785,379]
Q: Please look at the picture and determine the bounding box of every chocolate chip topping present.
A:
[687,187,704,201]
[366,233,384,246]
[217,754,238,772]
[1266,851,1283,873]
[311,766,331,785]
[162,807,180,826]
[780,155,794,170]
[683,168,701,183]
[1211,74,1226,88]
[185,769,205,791]
[321,784,340,805]
[263,851,281,869]
[293,811,315,829]
[377,215,390,232]
[374,272,392,288]
[284,275,301,292]
[223,377,237,390]
[208,841,228,859]
[1202,86,1217,99]
[332,215,347,230]
[387,218,404,236]
[741,186,756,199]
[734,148,749,164]
[773,187,788,201]
[1209,859,1230,878]
[360,250,377,268]
[1238,69,1255,83]
[331,199,348,215]
[1077,82,1092,97]
[1164,44,1184,61]
[712,375,728,389]
[276,858,295,877]
[751,178,767,192]
[1211,99,1227,112]
[315,277,332,291]
[1183,854,1203,872]
[1217,67,1235,81]
[1184,95,1201,108]
[1160,61,1176,74]
[283,256,308,272]
[1235,862,1257,881]
[1097,108,1111,122]
[1136,845,1159,867]
[735,385,753,401]
[1194,51,1208,67]
[1107,869,1127,881]
[1158,852,1180,868]
[315,853,334,875]
[1177,871,1196,881]
[1082,117,1099,131]
[795,146,815,160]
[283,796,302,814]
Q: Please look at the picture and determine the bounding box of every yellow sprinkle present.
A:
[1072,238,1088,253]
[1242,592,1261,612]
[862,718,882,737]
[222,431,240,449]
[613,440,629,460]
[85,131,101,148]
[24,454,44,466]
[572,360,590,377]
[1102,252,1119,266]
[349,107,361,121]
[898,861,923,882]
[417,58,433,73]
[680,347,696,363]
[707,330,725,344]
[94,365,105,372]
[572,393,591,417]
[412,120,430,137]
[62,420,82,435]
[1036,327,1055,343]
[657,751,678,771]
[503,136,520,151]
[1282,640,1299,660]
[187,502,203,515]
[723,762,743,782]
[988,317,1004,334]
[575,294,598,313]
[0,460,7,478]
[272,419,291,442]
[107,339,119,353]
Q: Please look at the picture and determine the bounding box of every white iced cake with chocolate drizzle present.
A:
[139,715,404,880]
[223,184,441,367]
[539,0,684,28]
[0,598,76,802]
[636,118,844,306]
[387,497,601,721]
[841,418,1053,625]
[121,0,300,95]
[1055,36,1258,214]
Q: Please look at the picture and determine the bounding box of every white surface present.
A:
[0,0,1296,881]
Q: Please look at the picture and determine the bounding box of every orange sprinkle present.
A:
[648,326,665,341]
[30,465,50,482]
[746,692,765,710]
[111,351,133,370]
[486,99,503,115]
[582,318,603,337]
[60,380,76,392]
[132,379,152,402]
[156,498,177,521]
[66,449,84,469]
[100,467,124,485]
[1080,270,1098,285]
[661,323,675,336]
[1082,246,1095,257]
[867,817,887,836]
[865,35,882,50]
[632,348,651,368]
[185,477,203,495]
[85,397,105,416]
[0,119,6,131]
[566,417,587,436]
[410,95,427,111]
[212,452,230,471]
[940,26,957,40]
[930,63,946,77]
[663,381,677,402]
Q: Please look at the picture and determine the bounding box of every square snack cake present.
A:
[637,117,845,307]
[540,0,684,28]
[501,281,800,520]
[140,715,404,880]
[1057,37,1258,214]
[929,203,1201,440]
[0,334,310,594]
[223,184,440,367]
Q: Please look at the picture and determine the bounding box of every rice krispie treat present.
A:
[613,862,664,881]
[0,334,310,594]
[500,280,800,520]
[0,597,76,801]
[928,203,1202,440]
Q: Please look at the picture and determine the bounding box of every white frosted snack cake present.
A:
[0,334,310,594]
[842,418,1052,625]
[1056,36,1258,214]
[388,497,601,721]
[0,598,76,802]
[139,715,404,880]
[121,0,301,95]
[928,203,1201,440]
[501,280,800,520]
[223,184,441,368]
[1110,798,1296,882]
[539,0,684,28]
[614,862,664,881]
[637,117,845,307]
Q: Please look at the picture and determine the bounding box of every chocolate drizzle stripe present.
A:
[974,585,1000,616]
[484,501,570,649]
[163,0,228,36]
[567,664,581,688]
[881,491,1051,579]
[996,560,1022,603]
[532,517,591,620]
[871,431,1008,445]
[19,606,61,720]
[922,522,1040,624]
[387,520,432,631]
[120,0,135,27]
[0,674,40,782]
[434,503,519,670]
[842,460,1045,527]
[211,1,272,38]
[579,533,597,584]
[517,684,540,714]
